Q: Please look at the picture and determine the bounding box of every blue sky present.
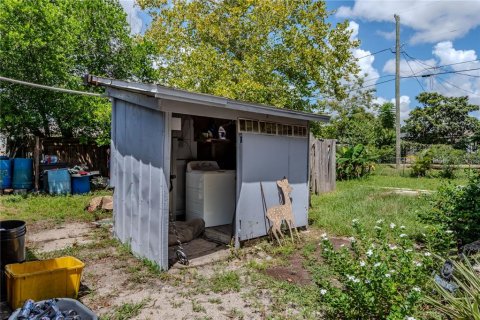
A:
[120,0,480,119]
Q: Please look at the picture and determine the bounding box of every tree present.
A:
[403,92,479,147]
[0,0,156,145]
[138,0,360,112]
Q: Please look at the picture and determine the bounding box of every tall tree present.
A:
[138,0,360,112]
[403,92,479,147]
[0,0,156,145]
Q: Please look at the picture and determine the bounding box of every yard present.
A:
[0,166,468,319]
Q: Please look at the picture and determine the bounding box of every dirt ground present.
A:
[25,220,320,319]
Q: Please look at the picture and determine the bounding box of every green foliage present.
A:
[318,220,434,320]
[0,0,157,145]
[100,299,149,320]
[430,145,465,179]
[378,102,395,130]
[403,92,479,147]
[336,144,377,180]
[419,171,480,249]
[209,271,241,293]
[139,0,360,111]
[425,258,480,320]
[411,149,433,177]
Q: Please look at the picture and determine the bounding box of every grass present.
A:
[209,271,241,293]
[310,165,468,238]
[99,300,148,320]
[0,191,112,222]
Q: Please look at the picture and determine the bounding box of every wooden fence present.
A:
[310,137,336,195]
[14,137,109,176]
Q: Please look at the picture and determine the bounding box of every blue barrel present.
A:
[45,169,71,195]
[71,176,90,194]
[0,158,12,188]
[12,158,33,189]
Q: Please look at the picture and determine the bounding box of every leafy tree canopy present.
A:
[403,92,479,147]
[0,0,157,145]
[139,0,360,112]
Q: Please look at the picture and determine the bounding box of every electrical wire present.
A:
[0,75,105,97]
[402,52,426,91]
[356,47,393,60]
[436,76,480,97]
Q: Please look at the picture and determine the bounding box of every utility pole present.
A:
[395,14,401,170]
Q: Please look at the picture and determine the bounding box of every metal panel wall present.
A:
[112,99,170,270]
[235,133,309,242]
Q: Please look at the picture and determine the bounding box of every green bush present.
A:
[411,149,433,177]
[425,258,480,320]
[336,144,378,180]
[430,145,465,179]
[419,171,480,250]
[317,220,434,320]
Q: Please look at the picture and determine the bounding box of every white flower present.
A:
[349,237,356,242]
[346,275,360,283]
[385,273,391,278]
[374,226,382,230]
[400,225,406,229]
[324,248,329,252]
[446,230,453,234]
[340,244,345,248]
[390,223,396,229]
[376,219,384,224]
[366,249,373,257]
[400,234,407,238]
[374,262,381,267]
[389,269,396,274]
[359,261,366,267]
[389,244,398,250]
[424,252,431,257]
[405,317,416,320]
[320,289,327,295]
[365,279,371,284]
[321,233,327,238]
[413,287,421,292]
[405,249,413,253]
[414,261,422,267]
[352,219,359,224]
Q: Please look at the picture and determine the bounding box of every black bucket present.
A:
[0,220,26,302]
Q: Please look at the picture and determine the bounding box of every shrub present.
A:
[411,149,432,177]
[419,171,480,250]
[317,220,434,320]
[336,144,378,180]
[430,145,465,179]
[425,258,480,320]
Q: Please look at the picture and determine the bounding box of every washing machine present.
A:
[186,161,236,227]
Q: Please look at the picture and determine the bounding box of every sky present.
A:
[119,0,480,120]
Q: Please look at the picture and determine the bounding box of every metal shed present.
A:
[86,75,329,270]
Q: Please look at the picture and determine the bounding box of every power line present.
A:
[0,75,105,97]
[356,47,393,60]
[403,51,480,70]
[421,67,480,77]
[402,52,425,91]
[436,76,480,97]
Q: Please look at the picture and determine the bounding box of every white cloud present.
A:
[347,21,380,81]
[431,41,480,104]
[383,58,437,76]
[119,0,143,34]
[376,29,396,41]
[374,96,412,122]
[336,0,480,44]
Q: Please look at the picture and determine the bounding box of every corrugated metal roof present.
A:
[85,75,330,122]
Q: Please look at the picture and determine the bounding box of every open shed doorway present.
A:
[168,114,237,266]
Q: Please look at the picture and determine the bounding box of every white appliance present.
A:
[186,161,236,227]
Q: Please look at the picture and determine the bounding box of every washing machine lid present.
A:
[186,161,220,172]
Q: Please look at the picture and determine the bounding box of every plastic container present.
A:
[0,220,26,302]
[0,158,12,188]
[5,256,85,309]
[12,158,33,189]
[8,298,98,320]
[44,169,71,195]
[71,176,90,194]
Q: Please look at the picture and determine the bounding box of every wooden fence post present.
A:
[309,138,336,195]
